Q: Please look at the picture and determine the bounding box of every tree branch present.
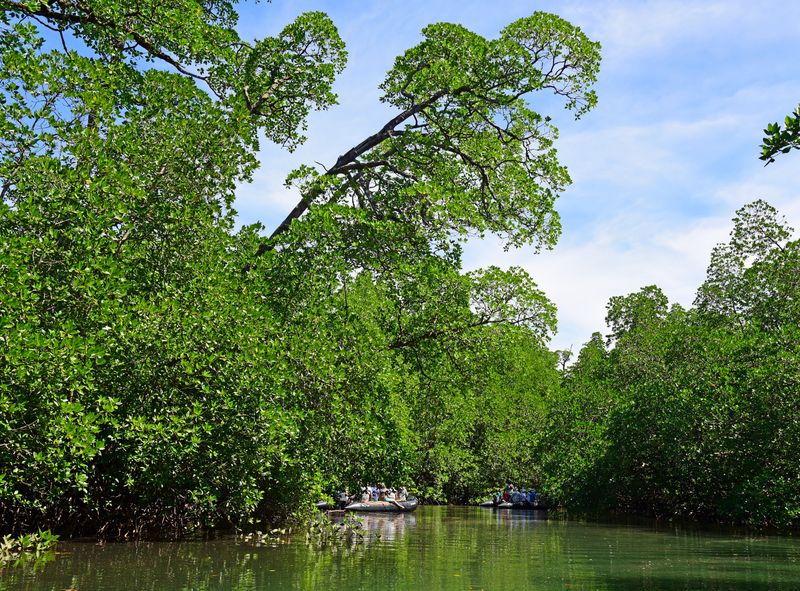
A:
[7,0,208,82]
[264,86,469,244]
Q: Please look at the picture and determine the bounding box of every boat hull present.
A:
[345,498,418,512]
[480,499,549,510]
[496,500,548,510]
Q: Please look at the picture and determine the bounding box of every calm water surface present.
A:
[3,506,800,590]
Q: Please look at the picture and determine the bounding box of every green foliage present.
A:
[1,2,593,537]
[696,199,798,331]
[760,104,800,164]
[270,11,600,248]
[404,324,559,502]
[0,530,58,567]
[539,332,616,507]
[540,201,800,527]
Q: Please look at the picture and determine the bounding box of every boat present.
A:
[495,500,548,510]
[344,497,418,513]
[479,492,549,511]
[317,491,353,511]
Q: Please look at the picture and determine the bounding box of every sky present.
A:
[232,0,800,353]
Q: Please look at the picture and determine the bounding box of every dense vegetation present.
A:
[541,199,800,527]
[2,0,797,538]
[0,1,598,537]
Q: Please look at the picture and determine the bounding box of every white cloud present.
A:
[579,1,734,57]
[565,0,800,66]
[463,157,800,353]
[463,209,727,351]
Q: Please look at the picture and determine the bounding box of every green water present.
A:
[3,507,800,590]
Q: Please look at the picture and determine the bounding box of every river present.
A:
[3,506,800,590]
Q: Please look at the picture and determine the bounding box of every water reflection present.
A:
[344,512,417,543]
[490,507,548,528]
[3,507,800,590]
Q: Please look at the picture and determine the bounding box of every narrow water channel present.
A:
[3,506,800,590]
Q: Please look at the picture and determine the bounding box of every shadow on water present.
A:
[2,506,800,590]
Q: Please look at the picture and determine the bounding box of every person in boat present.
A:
[336,489,350,509]
[371,485,379,501]
[398,486,408,501]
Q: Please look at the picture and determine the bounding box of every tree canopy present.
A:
[0,1,600,536]
[267,13,600,252]
[539,200,800,527]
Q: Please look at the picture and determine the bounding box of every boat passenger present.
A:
[398,487,408,501]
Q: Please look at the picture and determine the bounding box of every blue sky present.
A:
[233,0,800,352]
